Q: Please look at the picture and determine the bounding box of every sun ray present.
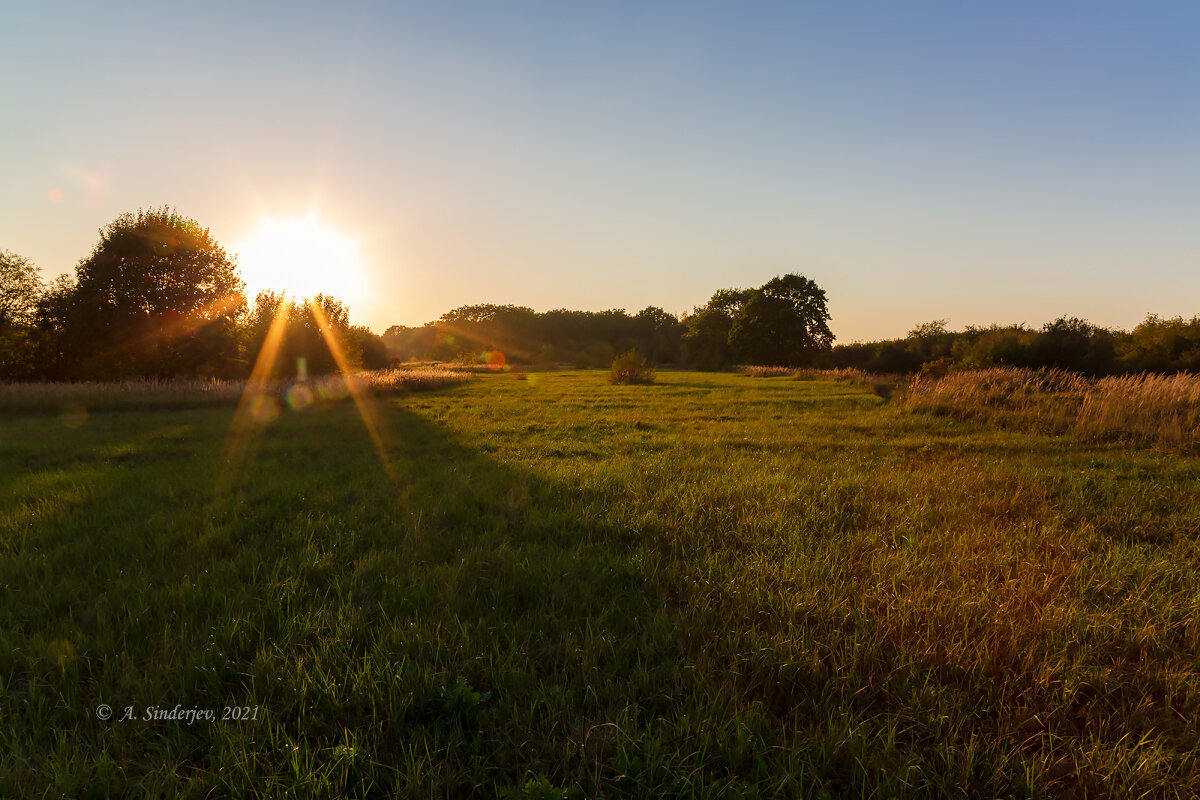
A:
[307,298,400,489]
[211,300,292,513]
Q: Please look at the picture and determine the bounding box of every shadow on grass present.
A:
[1,399,808,798]
[3,390,1190,799]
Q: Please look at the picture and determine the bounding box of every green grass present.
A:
[2,371,1198,798]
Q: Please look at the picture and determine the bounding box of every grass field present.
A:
[3,371,1198,798]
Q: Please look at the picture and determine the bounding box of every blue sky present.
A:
[2,2,1198,340]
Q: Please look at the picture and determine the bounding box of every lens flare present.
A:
[286,383,314,410]
[251,395,281,423]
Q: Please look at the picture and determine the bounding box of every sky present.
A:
[2,1,1198,342]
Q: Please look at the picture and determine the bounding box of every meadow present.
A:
[2,370,1198,798]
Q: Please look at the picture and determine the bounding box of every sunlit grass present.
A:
[2,371,1198,797]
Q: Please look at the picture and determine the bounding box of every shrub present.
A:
[608,349,656,385]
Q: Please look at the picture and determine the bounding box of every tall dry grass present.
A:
[901,366,1200,453]
[736,365,802,377]
[0,367,472,414]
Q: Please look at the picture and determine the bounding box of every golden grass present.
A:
[901,367,1200,454]
[736,365,802,377]
[738,365,906,399]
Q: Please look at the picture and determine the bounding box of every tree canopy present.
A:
[67,207,246,378]
[0,249,42,330]
[685,275,833,369]
[0,250,44,378]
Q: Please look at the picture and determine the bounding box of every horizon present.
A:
[3,2,1198,341]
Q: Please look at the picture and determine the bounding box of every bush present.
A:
[609,349,656,384]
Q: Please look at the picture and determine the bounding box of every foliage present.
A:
[242,292,359,378]
[730,275,833,366]
[348,325,391,370]
[385,304,686,368]
[0,249,42,330]
[63,207,246,379]
[681,288,751,370]
[286,293,355,374]
[686,276,833,369]
[4,371,1199,797]
[608,348,656,384]
[24,275,77,381]
[1032,316,1115,374]
[1117,314,1200,373]
[0,250,43,379]
[633,305,683,364]
[822,314,1200,378]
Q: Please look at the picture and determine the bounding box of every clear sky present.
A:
[3,1,1198,341]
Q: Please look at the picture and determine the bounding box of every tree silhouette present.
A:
[729,275,833,366]
[67,207,245,378]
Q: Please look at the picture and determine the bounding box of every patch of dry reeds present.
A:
[0,367,472,414]
[396,360,489,373]
[356,367,475,393]
[901,366,1200,453]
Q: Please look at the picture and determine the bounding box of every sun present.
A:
[236,216,364,301]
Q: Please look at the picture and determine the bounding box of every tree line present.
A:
[383,274,835,369]
[823,316,1200,378]
[0,207,389,382]
[5,208,1195,381]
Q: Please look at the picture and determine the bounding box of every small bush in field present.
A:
[609,349,656,384]
[919,357,954,379]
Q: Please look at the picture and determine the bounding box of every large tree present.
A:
[729,275,834,366]
[67,207,245,378]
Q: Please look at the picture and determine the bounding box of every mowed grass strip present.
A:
[2,371,1198,798]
